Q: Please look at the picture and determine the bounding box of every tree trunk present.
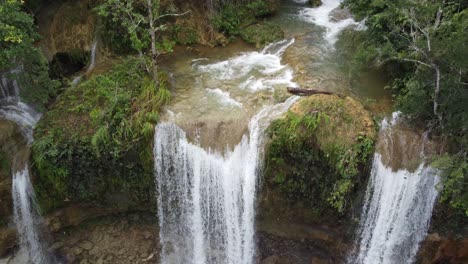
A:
[434,66,442,125]
[147,0,159,87]
[287,87,342,97]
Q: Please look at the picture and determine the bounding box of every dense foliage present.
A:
[343,0,468,216]
[265,96,376,215]
[32,58,170,212]
[0,0,57,107]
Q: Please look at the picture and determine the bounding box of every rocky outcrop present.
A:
[258,94,376,263]
[36,0,97,61]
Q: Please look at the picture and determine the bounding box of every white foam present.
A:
[206,88,243,108]
[195,39,296,92]
[298,0,360,44]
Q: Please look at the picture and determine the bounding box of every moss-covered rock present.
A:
[32,57,170,213]
[240,22,284,48]
[261,94,376,221]
[309,0,322,7]
[213,0,281,40]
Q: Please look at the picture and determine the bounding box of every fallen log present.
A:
[287,87,344,98]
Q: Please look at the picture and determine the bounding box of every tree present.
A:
[343,0,468,216]
[96,0,188,86]
[0,0,58,108]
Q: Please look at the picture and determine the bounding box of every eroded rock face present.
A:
[36,0,97,61]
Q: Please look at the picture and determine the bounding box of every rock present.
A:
[240,22,284,48]
[72,246,83,256]
[329,7,352,22]
[36,0,96,61]
[309,0,322,7]
[0,227,16,257]
[79,240,94,251]
[143,231,153,240]
[96,256,104,264]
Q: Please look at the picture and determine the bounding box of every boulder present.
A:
[329,7,352,22]
[258,94,376,262]
[309,0,322,7]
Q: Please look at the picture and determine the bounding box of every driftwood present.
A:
[287,87,344,98]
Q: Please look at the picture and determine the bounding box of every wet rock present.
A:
[329,7,352,22]
[0,228,16,257]
[52,212,159,264]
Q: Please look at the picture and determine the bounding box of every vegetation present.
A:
[96,0,189,85]
[32,57,170,212]
[343,0,468,217]
[265,95,376,214]
[239,22,284,48]
[213,0,282,44]
[0,0,58,108]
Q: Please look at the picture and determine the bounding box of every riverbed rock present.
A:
[418,234,468,263]
[51,212,159,264]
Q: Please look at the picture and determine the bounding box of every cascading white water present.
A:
[12,167,47,263]
[0,70,46,263]
[348,113,440,264]
[154,96,298,264]
[297,0,363,44]
[71,39,98,86]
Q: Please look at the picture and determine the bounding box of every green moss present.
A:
[264,95,376,215]
[32,57,169,212]
[239,22,284,48]
[171,24,199,45]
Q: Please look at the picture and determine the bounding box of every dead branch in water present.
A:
[287,87,344,98]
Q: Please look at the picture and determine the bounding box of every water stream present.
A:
[348,113,440,264]
[154,96,298,264]
[71,39,98,86]
[0,70,46,263]
[153,1,386,263]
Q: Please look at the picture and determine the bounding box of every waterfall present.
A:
[154,96,298,264]
[0,69,46,263]
[71,39,98,86]
[12,166,47,263]
[348,113,440,264]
